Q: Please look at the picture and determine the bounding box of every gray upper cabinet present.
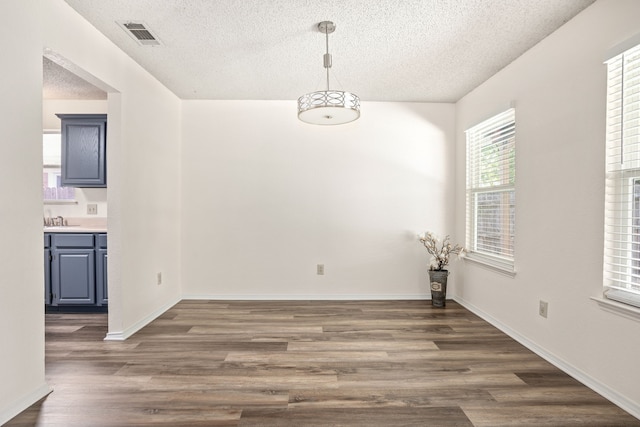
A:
[56,114,107,187]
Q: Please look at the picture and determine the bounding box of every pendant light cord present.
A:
[325,25,330,91]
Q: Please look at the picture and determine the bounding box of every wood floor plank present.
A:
[287,387,497,408]
[5,300,639,426]
[487,386,620,405]
[462,404,637,426]
[238,407,474,426]
[224,350,390,364]
[287,340,439,352]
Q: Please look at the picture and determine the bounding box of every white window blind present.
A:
[604,43,640,308]
[466,109,516,272]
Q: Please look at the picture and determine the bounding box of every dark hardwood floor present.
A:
[6,300,639,426]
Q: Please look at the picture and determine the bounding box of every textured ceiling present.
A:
[56,0,596,102]
[43,57,107,100]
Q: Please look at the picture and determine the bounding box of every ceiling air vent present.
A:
[117,21,162,46]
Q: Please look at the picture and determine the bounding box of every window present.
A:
[465,109,516,273]
[603,42,640,308]
[43,132,75,202]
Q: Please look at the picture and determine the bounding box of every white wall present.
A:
[42,0,182,338]
[1,0,183,419]
[43,99,107,130]
[455,0,640,416]
[43,99,108,219]
[181,101,456,298]
[0,1,50,424]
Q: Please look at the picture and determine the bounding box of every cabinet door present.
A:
[44,249,51,305]
[51,248,96,305]
[57,114,107,187]
[96,248,108,306]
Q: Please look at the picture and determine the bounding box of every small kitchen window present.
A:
[43,132,75,203]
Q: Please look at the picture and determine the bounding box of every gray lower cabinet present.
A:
[44,234,51,305]
[96,234,108,306]
[52,248,96,305]
[46,232,107,311]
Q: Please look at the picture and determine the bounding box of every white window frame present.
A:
[43,131,76,204]
[465,109,516,275]
[603,42,640,309]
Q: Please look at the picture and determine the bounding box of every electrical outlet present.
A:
[157,272,162,285]
[317,264,325,275]
[539,300,548,318]
[87,204,98,215]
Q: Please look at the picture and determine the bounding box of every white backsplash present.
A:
[44,187,107,218]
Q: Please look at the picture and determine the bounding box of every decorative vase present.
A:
[428,270,449,307]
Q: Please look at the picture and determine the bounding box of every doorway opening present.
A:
[42,50,118,332]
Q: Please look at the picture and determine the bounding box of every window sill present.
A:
[44,200,78,205]
[463,252,516,277]
[591,296,640,322]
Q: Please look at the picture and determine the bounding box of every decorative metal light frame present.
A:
[298,21,360,125]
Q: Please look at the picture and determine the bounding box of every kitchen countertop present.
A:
[44,217,107,233]
[44,226,107,233]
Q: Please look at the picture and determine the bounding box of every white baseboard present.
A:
[181,293,429,300]
[104,296,181,341]
[0,383,52,426]
[454,295,640,420]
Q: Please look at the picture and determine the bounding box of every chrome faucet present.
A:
[44,215,66,227]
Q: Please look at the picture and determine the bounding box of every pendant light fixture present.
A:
[298,21,360,125]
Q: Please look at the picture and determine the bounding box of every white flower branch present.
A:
[418,232,464,271]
